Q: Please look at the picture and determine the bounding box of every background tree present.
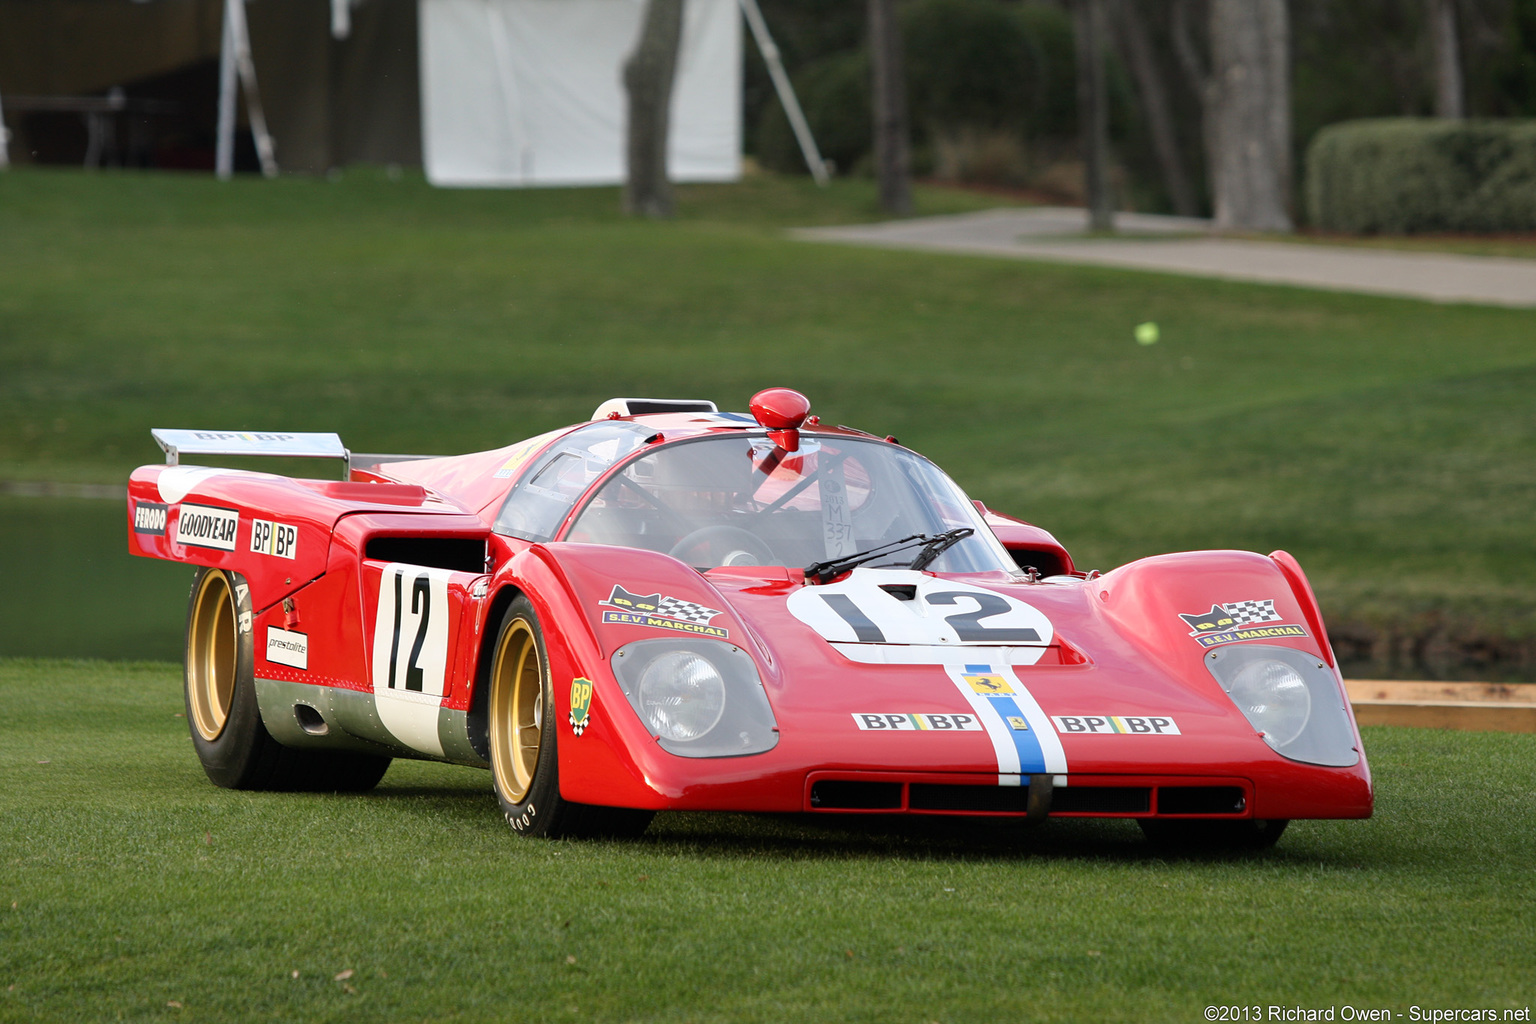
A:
[623,0,686,218]
[1111,0,1200,217]
[868,0,913,214]
[1074,0,1113,229]
[1429,0,1466,116]
[1177,0,1293,231]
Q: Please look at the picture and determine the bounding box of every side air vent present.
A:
[365,536,486,573]
[1050,786,1152,814]
[1157,786,1246,815]
[809,781,902,810]
[909,784,1032,813]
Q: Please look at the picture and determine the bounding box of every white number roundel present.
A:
[786,569,1053,647]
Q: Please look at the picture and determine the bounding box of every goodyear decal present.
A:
[1052,715,1181,735]
[600,585,728,640]
[852,712,982,731]
[175,503,240,552]
[944,662,1067,784]
[569,677,593,736]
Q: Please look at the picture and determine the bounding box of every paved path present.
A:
[795,207,1536,308]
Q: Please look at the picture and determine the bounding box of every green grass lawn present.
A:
[1,167,1533,677]
[1,659,1532,1023]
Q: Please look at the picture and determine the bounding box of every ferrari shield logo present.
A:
[962,670,1013,695]
[569,677,593,736]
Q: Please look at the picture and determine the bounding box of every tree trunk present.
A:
[1074,0,1113,230]
[1428,0,1464,118]
[623,0,685,218]
[868,0,912,215]
[1207,0,1291,232]
[1111,0,1199,217]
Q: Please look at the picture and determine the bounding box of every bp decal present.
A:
[569,677,593,736]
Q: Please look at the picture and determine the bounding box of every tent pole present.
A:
[216,0,239,179]
[737,0,828,185]
[229,0,279,177]
[331,0,351,40]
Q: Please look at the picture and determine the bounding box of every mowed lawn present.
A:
[1,659,1533,1023]
[2,168,1533,669]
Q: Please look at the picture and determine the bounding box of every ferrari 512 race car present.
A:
[127,389,1370,848]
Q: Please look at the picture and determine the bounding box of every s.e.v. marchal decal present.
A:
[1178,599,1308,649]
[600,585,728,639]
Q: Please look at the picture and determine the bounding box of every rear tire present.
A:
[184,567,390,792]
[1139,818,1289,851]
[487,596,652,839]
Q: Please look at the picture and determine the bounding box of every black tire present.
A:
[184,567,390,792]
[487,596,653,839]
[1139,818,1289,851]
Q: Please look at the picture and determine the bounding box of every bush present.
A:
[1306,118,1536,233]
[754,0,1076,182]
[754,50,871,177]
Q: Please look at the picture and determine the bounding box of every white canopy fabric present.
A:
[420,0,740,187]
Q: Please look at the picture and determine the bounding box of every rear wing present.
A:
[151,429,435,479]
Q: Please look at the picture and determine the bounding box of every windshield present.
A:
[564,434,1016,574]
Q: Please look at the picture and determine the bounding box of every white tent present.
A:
[420,0,741,188]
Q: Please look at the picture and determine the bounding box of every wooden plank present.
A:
[1344,680,1536,732]
[1344,680,1536,704]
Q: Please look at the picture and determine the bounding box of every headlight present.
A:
[1204,644,1359,767]
[637,650,726,741]
[1227,659,1311,747]
[612,638,779,758]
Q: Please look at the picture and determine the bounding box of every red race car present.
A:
[127,389,1370,848]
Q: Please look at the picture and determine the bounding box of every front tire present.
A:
[487,597,652,839]
[184,567,390,792]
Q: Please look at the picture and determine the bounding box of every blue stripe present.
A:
[983,694,1047,774]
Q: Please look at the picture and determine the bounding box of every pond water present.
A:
[0,496,191,660]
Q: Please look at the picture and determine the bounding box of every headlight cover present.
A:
[1204,644,1359,766]
[611,638,779,757]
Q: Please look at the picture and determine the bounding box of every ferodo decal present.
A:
[569,678,593,736]
[1052,715,1180,735]
[1179,599,1308,650]
[133,501,169,535]
[944,662,1066,784]
[600,585,728,639]
[853,712,981,731]
[787,569,1053,649]
[250,518,297,559]
[265,626,309,670]
[371,564,455,757]
[175,503,240,551]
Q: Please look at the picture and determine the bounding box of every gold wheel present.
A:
[187,569,237,742]
[489,616,544,805]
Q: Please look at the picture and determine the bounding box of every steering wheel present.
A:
[667,526,778,568]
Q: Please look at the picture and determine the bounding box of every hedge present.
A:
[1306,118,1536,233]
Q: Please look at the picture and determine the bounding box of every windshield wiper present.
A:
[907,527,974,572]
[803,528,974,585]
